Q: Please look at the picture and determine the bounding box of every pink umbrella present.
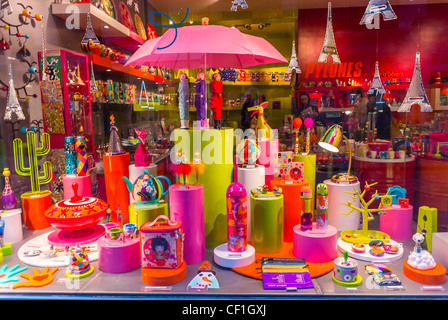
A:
[124,24,287,69]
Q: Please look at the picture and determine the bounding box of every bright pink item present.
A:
[293,223,337,263]
[379,204,413,239]
[134,128,151,167]
[169,183,204,265]
[98,236,141,273]
[209,79,223,120]
[62,174,92,199]
[124,25,287,69]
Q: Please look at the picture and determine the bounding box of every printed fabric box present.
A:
[140,215,184,269]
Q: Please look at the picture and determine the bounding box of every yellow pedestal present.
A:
[294,153,316,203]
[129,203,169,229]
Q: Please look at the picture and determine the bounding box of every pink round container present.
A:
[379,204,413,239]
[293,223,337,263]
[98,236,141,273]
[169,183,205,265]
[63,175,92,198]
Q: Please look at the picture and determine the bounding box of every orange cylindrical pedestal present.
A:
[403,260,446,285]
[141,262,187,286]
[21,191,52,230]
[103,153,130,224]
[270,179,309,242]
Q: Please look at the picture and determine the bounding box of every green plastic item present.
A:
[417,206,438,252]
[1,243,12,256]
[13,131,53,195]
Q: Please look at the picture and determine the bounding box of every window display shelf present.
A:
[299,85,409,92]
[51,3,145,52]
[90,55,174,85]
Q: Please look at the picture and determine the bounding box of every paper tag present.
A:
[135,204,159,209]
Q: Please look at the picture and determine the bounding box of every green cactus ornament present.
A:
[13,131,53,195]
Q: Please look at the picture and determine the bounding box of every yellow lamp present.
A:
[318,124,357,183]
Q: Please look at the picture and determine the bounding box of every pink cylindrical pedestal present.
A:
[293,223,338,263]
[257,139,279,186]
[98,236,141,273]
[63,175,92,199]
[169,183,205,265]
[380,204,413,239]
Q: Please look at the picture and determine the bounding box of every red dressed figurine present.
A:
[209,73,223,129]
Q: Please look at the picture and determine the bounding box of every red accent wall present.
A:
[297,4,448,84]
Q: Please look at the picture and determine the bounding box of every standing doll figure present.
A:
[226,155,247,252]
[195,71,207,128]
[178,73,190,129]
[300,186,313,231]
[209,73,223,129]
[316,183,329,229]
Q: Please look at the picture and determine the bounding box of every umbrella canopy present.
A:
[125,24,287,70]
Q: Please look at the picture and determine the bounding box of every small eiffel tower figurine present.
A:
[398,52,432,113]
[318,2,341,64]
[4,64,25,121]
[367,61,386,95]
[286,40,301,74]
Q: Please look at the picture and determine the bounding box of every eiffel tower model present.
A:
[81,13,100,53]
[367,61,386,95]
[4,65,25,121]
[318,2,341,64]
[360,0,397,25]
[398,52,432,113]
[286,40,301,74]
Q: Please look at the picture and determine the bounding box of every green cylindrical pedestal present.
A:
[129,203,169,229]
[294,153,317,203]
[250,194,284,254]
[174,128,234,248]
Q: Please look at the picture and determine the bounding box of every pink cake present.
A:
[293,223,337,263]
[98,236,141,273]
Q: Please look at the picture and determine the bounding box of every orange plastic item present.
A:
[141,261,187,286]
[270,179,309,242]
[403,260,446,285]
[12,266,58,289]
[232,242,335,279]
[103,153,130,224]
[21,191,52,230]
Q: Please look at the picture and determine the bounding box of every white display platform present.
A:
[17,231,99,268]
[337,237,404,262]
[1,209,23,244]
[214,243,255,268]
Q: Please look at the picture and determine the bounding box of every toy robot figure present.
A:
[195,71,206,128]
[316,183,329,229]
[209,73,223,129]
[178,73,189,129]
[300,186,313,231]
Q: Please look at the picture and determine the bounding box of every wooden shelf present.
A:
[89,55,174,85]
[51,3,145,52]
[222,81,291,86]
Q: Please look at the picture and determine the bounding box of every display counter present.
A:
[1,221,446,300]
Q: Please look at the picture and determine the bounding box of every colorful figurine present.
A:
[178,73,189,129]
[300,185,313,231]
[226,155,247,252]
[1,168,16,210]
[316,183,328,229]
[209,73,223,129]
[66,243,94,279]
[195,71,207,128]
[134,128,151,167]
[187,260,219,289]
[248,102,273,140]
[304,118,314,154]
[64,136,77,175]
